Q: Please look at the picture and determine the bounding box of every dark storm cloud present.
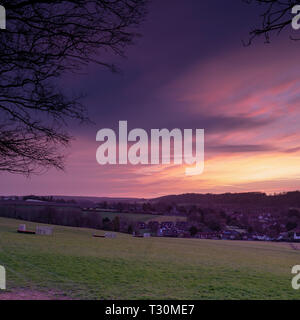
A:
[66,0,264,137]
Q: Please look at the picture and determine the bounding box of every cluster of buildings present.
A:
[135,220,300,242]
[136,220,188,238]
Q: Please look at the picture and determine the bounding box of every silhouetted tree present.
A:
[127,225,133,234]
[102,216,113,230]
[112,216,120,232]
[286,220,298,231]
[189,226,198,237]
[0,0,148,174]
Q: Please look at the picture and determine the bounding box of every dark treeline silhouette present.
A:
[0,200,138,233]
[152,191,300,208]
[0,201,103,229]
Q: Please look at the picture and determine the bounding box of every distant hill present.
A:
[51,195,146,204]
[11,191,300,209]
[150,191,300,208]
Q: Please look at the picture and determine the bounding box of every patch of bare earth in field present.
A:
[0,289,71,300]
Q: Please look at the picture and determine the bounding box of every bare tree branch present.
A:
[244,0,299,44]
[0,0,148,175]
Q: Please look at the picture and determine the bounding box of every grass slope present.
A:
[0,217,299,300]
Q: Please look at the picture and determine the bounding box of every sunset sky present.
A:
[2,0,300,198]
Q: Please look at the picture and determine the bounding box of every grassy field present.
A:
[0,217,299,300]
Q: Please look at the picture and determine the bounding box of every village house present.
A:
[222,230,241,240]
[252,234,271,241]
[175,221,187,231]
[277,232,289,241]
[242,233,253,241]
[160,221,174,229]
[136,221,147,229]
[292,229,300,241]
[196,232,223,240]
[162,228,178,237]
[148,221,159,231]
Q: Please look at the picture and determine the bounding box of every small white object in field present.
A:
[143,233,151,238]
[104,232,116,238]
[36,226,53,235]
[18,224,26,231]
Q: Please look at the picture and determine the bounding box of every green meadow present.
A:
[0,217,299,300]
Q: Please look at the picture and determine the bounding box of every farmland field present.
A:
[0,217,299,300]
